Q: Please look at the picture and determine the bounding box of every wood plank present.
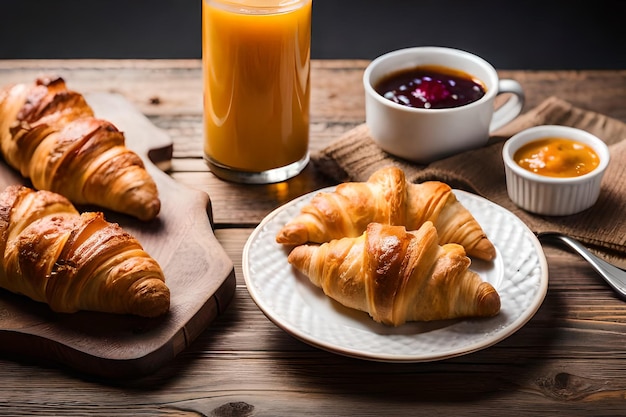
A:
[0,61,624,122]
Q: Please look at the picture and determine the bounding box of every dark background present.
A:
[1,0,624,69]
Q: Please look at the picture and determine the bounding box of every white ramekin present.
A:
[502,125,610,216]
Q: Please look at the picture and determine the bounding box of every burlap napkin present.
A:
[312,97,626,269]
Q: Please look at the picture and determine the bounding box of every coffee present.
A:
[363,47,524,163]
[374,65,486,109]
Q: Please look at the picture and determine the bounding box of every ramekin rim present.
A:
[502,125,610,184]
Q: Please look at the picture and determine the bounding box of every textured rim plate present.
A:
[243,188,548,362]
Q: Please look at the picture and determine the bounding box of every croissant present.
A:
[277,166,496,261]
[0,76,160,221]
[0,185,170,317]
[288,222,500,326]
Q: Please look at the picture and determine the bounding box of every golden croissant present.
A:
[288,222,500,326]
[0,185,170,317]
[277,166,496,261]
[0,76,160,221]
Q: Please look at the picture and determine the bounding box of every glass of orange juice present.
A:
[202,0,312,184]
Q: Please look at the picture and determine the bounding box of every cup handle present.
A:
[490,79,525,132]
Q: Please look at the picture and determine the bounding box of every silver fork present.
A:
[536,231,626,300]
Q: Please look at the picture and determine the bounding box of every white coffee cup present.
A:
[363,46,525,164]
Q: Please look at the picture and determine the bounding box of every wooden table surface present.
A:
[1,60,625,416]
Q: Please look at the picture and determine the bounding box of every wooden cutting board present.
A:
[0,93,236,379]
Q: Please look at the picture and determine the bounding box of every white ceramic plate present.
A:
[243,188,548,362]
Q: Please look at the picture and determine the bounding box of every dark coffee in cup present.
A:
[363,46,525,163]
[374,65,486,109]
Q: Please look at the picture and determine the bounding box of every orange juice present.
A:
[202,0,311,181]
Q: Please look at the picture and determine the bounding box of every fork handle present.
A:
[537,232,626,301]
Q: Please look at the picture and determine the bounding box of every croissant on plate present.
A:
[0,76,160,221]
[288,222,500,326]
[0,185,170,317]
[276,166,496,261]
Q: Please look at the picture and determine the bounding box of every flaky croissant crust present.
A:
[0,185,169,317]
[277,166,496,261]
[0,76,160,221]
[288,222,500,326]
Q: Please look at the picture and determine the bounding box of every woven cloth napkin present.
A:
[312,97,626,269]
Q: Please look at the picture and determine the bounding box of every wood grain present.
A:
[0,60,625,416]
[0,92,235,378]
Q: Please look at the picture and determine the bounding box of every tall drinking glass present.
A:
[202,0,311,184]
